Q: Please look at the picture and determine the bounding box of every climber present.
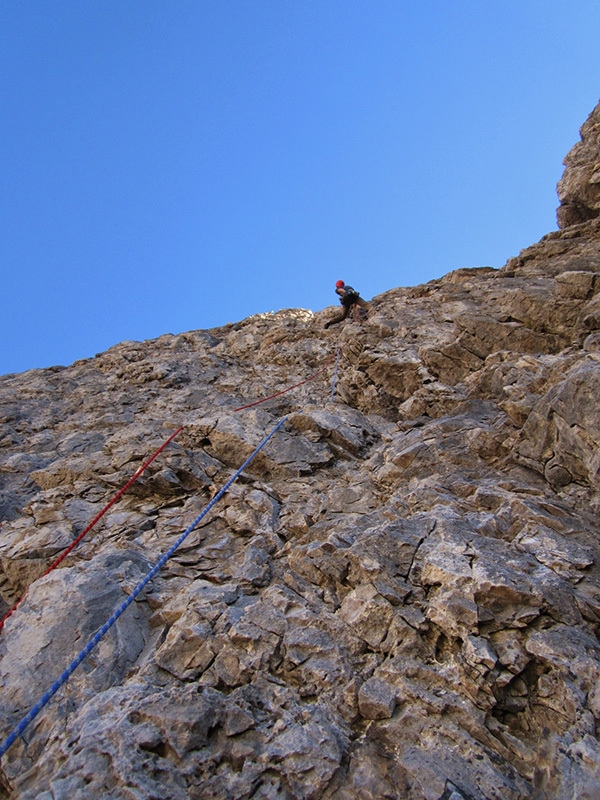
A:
[324,280,369,328]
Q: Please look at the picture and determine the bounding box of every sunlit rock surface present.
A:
[1,103,600,799]
[557,101,600,228]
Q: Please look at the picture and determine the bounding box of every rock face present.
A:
[557,100,600,228]
[1,105,600,800]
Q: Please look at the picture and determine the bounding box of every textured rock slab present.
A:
[3,103,600,799]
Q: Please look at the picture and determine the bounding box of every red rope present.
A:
[0,426,183,632]
[232,355,337,412]
[0,349,340,630]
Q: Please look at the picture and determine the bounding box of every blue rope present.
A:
[330,342,341,402]
[0,416,287,759]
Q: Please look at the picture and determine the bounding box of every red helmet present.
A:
[335,280,345,288]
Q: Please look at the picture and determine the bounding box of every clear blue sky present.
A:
[1,1,599,376]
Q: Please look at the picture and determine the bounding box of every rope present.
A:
[0,427,183,632]
[232,355,337,412]
[0,416,287,759]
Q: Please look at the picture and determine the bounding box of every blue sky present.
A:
[1,1,599,376]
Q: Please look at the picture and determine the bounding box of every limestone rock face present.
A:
[557,99,600,228]
[2,112,600,799]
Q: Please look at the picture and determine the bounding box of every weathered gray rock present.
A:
[357,676,396,719]
[1,106,600,798]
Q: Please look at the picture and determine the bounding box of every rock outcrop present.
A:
[557,101,600,228]
[1,102,600,799]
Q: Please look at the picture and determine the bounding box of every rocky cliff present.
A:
[1,102,600,800]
